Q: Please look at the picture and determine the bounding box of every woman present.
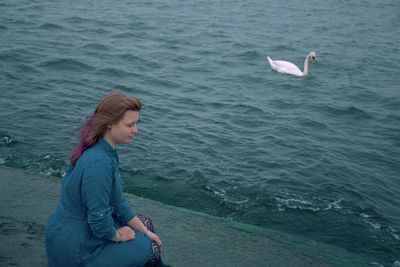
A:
[46,92,166,267]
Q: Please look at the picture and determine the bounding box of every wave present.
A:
[37,58,95,72]
[320,105,374,120]
[111,32,141,39]
[1,136,13,146]
[38,23,64,30]
[81,43,111,52]
[96,67,133,78]
[0,48,35,63]
[0,133,18,148]
[64,16,96,25]
[272,194,344,212]
[205,184,249,206]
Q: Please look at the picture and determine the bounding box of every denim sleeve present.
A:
[113,196,136,224]
[82,159,116,240]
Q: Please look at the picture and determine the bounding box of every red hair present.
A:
[71,92,142,166]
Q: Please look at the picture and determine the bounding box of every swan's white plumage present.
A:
[267,57,303,76]
[267,52,316,76]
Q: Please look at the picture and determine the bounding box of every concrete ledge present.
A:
[0,167,367,266]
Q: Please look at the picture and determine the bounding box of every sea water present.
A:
[1,0,399,265]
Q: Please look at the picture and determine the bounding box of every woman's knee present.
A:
[136,214,154,232]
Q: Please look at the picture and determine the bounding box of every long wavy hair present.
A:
[71,92,142,166]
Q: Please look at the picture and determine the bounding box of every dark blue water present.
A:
[1,0,400,265]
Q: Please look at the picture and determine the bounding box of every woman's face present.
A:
[106,110,139,148]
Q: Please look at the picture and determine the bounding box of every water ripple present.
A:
[37,58,95,71]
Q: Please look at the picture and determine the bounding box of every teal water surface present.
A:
[1,0,400,265]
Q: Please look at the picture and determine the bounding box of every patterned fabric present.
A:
[137,215,164,267]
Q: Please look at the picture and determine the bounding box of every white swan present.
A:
[267,51,316,76]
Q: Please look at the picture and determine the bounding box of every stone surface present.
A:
[1,166,365,266]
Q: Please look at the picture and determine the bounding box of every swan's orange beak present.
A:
[312,56,315,64]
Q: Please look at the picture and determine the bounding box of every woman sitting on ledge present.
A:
[46,92,167,267]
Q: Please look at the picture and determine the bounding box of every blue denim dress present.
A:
[46,138,151,267]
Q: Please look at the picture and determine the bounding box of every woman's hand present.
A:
[146,231,163,252]
[115,226,135,242]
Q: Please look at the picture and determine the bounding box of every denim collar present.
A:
[97,137,118,162]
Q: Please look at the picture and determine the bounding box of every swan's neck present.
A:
[303,54,312,75]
